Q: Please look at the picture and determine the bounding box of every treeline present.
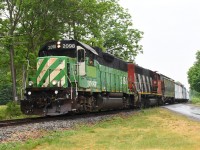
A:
[0,0,143,103]
[188,51,200,103]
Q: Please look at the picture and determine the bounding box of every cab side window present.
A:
[78,49,85,62]
[89,52,94,66]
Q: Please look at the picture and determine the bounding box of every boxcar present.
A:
[160,74,175,103]
[175,82,189,102]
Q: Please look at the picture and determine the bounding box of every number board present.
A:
[47,41,76,50]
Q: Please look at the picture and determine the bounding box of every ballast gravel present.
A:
[0,111,134,143]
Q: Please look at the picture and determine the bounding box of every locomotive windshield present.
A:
[38,49,76,58]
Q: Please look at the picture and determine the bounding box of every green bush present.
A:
[191,97,200,104]
[5,101,22,118]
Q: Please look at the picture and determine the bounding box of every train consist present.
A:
[20,40,189,116]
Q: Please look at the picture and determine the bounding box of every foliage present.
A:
[0,104,36,120]
[0,46,13,103]
[98,0,143,61]
[190,89,200,98]
[191,97,200,104]
[189,89,200,104]
[188,51,200,92]
[0,0,25,101]
[60,0,143,61]
[0,102,21,120]
[0,84,12,105]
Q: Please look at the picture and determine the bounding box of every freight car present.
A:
[20,39,188,116]
[175,82,189,103]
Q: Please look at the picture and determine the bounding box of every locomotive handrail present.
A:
[66,72,73,100]
[61,68,73,100]
[72,64,78,99]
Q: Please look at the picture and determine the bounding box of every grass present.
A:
[1,108,200,150]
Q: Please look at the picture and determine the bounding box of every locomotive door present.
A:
[77,46,86,76]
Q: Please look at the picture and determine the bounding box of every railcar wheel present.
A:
[158,97,164,106]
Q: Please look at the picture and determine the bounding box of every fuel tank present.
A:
[96,93,124,110]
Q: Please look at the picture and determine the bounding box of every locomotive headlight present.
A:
[55,90,58,95]
[28,81,33,87]
[57,41,61,48]
[52,80,57,86]
[57,44,61,48]
[28,91,31,95]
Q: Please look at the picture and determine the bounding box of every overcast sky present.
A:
[119,0,200,89]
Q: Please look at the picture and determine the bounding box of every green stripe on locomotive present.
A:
[35,56,77,88]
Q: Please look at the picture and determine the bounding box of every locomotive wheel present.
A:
[139,101,145,109]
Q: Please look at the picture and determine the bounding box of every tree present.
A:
[0,46,12,104]
[188,51,200,92]
[0,0,143,102]
[60,0,143,61]
[0,0,66,100]
[97,0,143,61]
[0,0,23,101]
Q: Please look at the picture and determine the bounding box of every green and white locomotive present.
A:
[21,40,134,116]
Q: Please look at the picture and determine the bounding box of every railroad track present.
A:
[0,109,136,128]
[0,117,48,128]
[0,115,71,128]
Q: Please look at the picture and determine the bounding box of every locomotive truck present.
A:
[20,39,189,116]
